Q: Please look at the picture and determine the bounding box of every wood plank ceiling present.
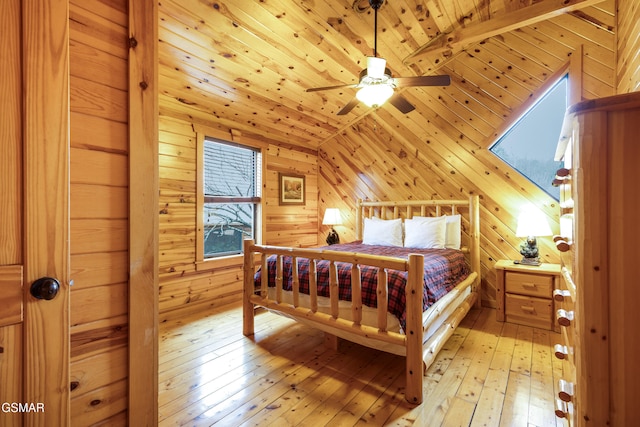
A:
[158,0,612,151]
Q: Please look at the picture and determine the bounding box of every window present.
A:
[490,75,567,200]
[201,137,263,259]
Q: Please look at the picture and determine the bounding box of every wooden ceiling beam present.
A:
[404,0,606,66]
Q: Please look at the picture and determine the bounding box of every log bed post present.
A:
[355,198,363,240]
[469,195,482,308]
[243,239,255,336]
[405,253,424,404]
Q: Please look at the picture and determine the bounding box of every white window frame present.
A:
[195,126,266,270]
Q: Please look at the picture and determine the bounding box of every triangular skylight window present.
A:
[490,76,567,200]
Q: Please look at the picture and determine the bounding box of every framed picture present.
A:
[278,173,305,205]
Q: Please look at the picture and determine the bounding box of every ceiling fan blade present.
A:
[393,75,451,87]
[388,93,415,114]
[337,97,360,115]
[306,83,358,93]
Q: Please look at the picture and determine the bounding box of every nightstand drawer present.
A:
[505,293,552,329]
[505,271,553,298]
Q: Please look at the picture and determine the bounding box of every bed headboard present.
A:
[355,196,481,279]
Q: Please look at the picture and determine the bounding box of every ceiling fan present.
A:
[306,0,451,115]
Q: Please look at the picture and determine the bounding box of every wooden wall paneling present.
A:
[69,3,128,59]
[70,314,128,360]
[159,271,242,313]
[70,148,128,186]
[480,40,548,87]
[70,252,129,289]
[551,7,615,48]
[539,20,614,65]
[70,219,128,255]
[435,70,507,131]
[265,149,318,244]
[70,284,128,326]
[69,39,127,91]
[68,0,142,423]
[70,0,127,24]
[70,378,127,426]
[70,113,128,153]
[70,76,127,122]
[70,185,128,219]
[616,0,640,92]
[468,52,538,103]
[478,39,547,85]
[404,90,493,145]
[448,60,524,111]
[158,117,197,278]
[70,345,127,398]
[159,269,241,302]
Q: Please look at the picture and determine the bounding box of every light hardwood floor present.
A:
[159,302,565,426]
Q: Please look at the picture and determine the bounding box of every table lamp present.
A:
[322,208,341,245]
[515,209,552,266]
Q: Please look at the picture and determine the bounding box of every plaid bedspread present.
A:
[254,242,470,330]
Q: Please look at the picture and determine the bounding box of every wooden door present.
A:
[0,1,70,426]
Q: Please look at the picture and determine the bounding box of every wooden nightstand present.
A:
[495,260,561,332]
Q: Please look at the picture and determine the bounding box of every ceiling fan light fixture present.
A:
[356,83,394,108]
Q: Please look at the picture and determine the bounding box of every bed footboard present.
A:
[242,238,426,404]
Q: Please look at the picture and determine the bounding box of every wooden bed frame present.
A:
[242,196,481,404]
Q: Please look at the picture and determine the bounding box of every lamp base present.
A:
[326,229,340,245]
[515,257,541,266]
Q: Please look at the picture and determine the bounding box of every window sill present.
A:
[195,254,244,272]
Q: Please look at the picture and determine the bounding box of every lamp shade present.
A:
[515,209,552,237]
[322,208,342,226]
[356,84,394,108]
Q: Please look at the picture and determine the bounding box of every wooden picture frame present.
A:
[278,173,305,205]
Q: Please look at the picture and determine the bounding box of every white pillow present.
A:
[413,214,461,249]
[444,214,461,249]
[404,216,446,249]
[362,218,403,247]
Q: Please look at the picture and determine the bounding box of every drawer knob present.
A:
[555,399,572,419]
[554,344,569,360]
[554,238,571,252]
[553,289,571,302]
[556,309,574,327]
[558,379,574,402]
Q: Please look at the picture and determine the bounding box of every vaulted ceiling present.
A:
[158,0,613,151]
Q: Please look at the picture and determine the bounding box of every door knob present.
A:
[30,277,60,300]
